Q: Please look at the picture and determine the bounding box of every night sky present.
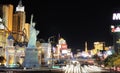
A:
[1,0,120,51]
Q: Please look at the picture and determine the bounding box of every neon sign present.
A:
[111,25,120,32]
[113,13,120,20]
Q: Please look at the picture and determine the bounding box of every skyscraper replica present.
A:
[0,4,13,55]
[13,0,26,42]
[0,0,29,52]
[0,0,30,67]
[2,4,13,32]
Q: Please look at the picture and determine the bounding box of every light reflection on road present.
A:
[62,60,106,73]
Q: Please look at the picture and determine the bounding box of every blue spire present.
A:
[7,33,14,40]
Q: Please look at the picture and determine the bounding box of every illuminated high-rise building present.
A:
[0,4,13,49]
[0,4,13,56]
[57,37,68,59]
[2,4,13,32]
[85,41,88,52]
[93,42,104,54]
[24,23,30,42]
[13,0,26,42]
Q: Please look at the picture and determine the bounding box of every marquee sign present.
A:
[113,13,120,20]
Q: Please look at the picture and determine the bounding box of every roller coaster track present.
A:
[0,19,28,44]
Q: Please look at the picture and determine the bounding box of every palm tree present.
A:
[0,56,6,65]
[104,53,118,67]
[114,58,120,67]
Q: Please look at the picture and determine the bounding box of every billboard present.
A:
[61,44,67,50]
[111,25,120,32]
[61,50,68,54]
[112,8,120,25]
[112,8,120,20]
[113,13,120,20]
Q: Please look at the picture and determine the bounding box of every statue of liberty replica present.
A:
[22,14,40,68]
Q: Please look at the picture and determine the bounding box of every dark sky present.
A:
[1,0,120,50]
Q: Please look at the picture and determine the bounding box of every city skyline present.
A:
[1,0,120,50]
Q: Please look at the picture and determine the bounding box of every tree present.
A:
[113,54,120,66]
[104,53,117,67]
[0,56,6,65]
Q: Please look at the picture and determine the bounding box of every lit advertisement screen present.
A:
[61,44,67,50]
[61,50,67,54]
[111,25,120,32]
[112,8,120,20]
[113,13,120,20]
